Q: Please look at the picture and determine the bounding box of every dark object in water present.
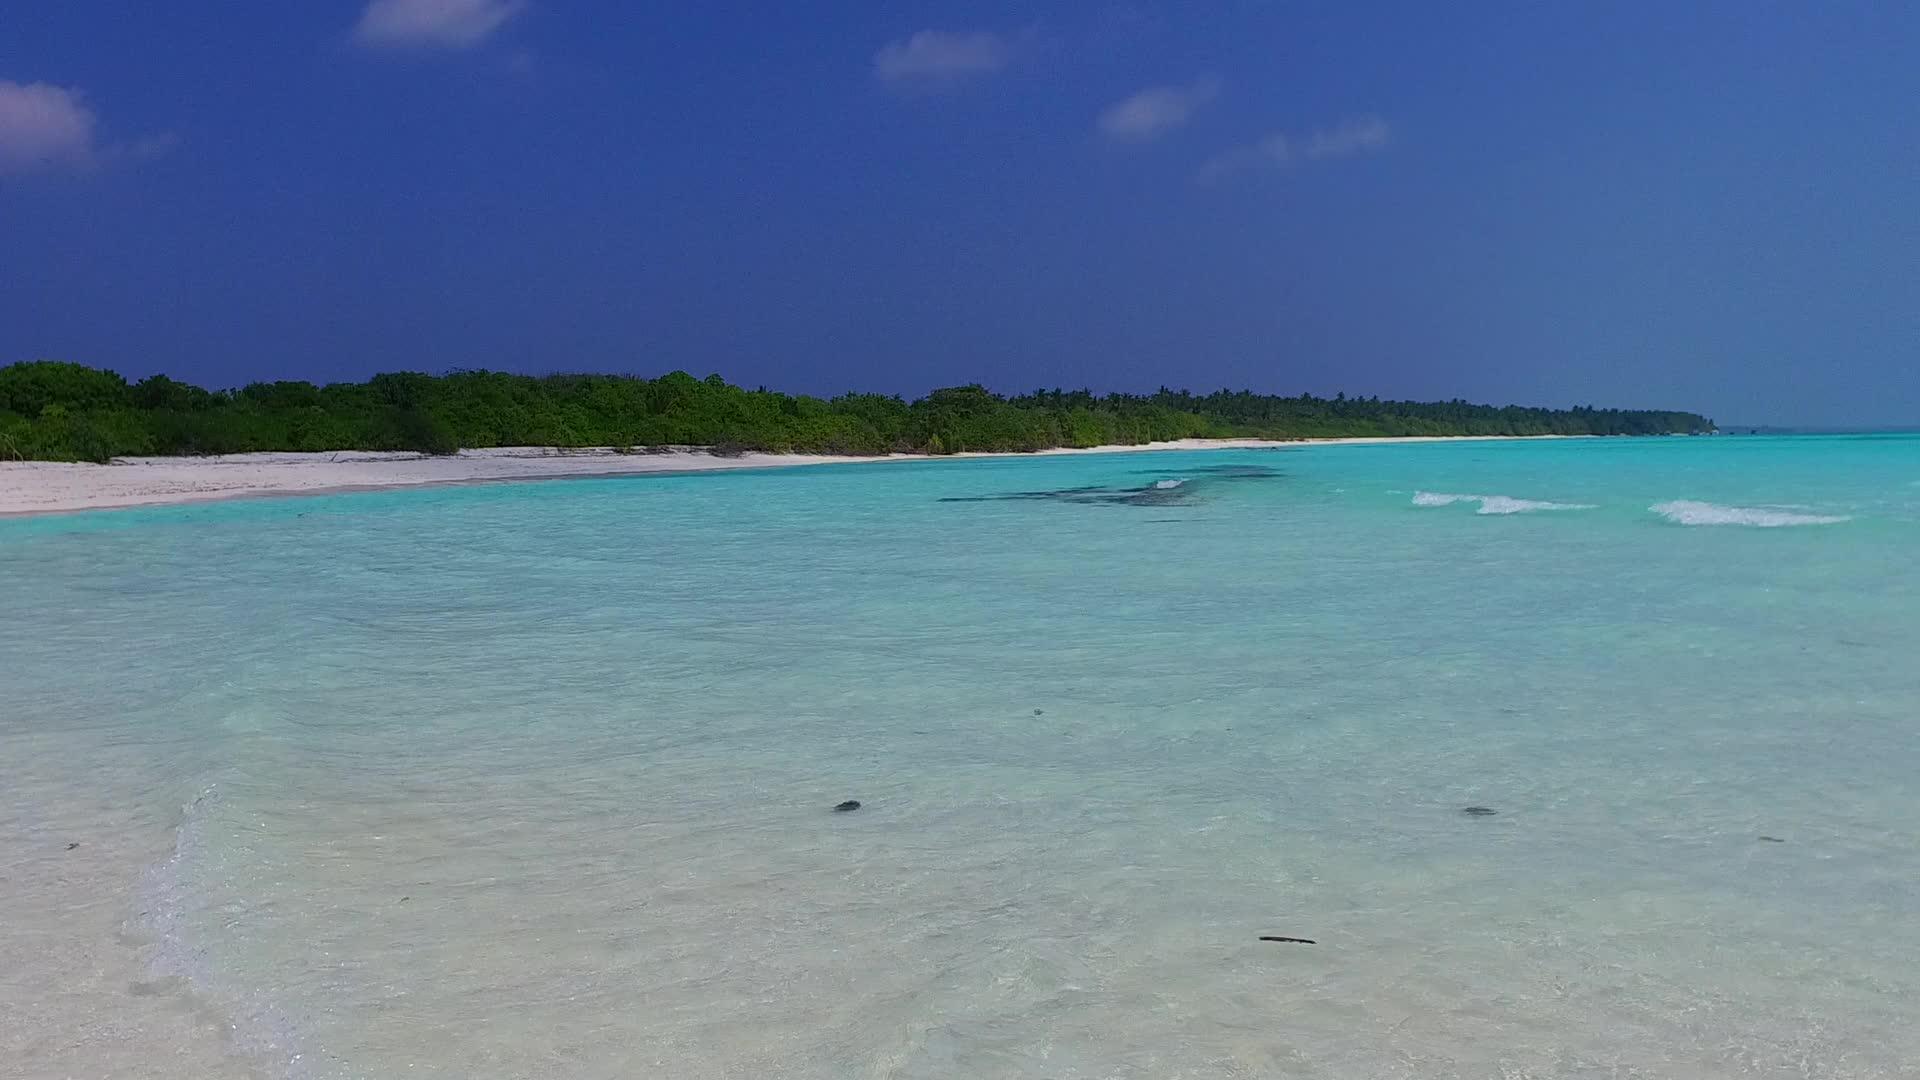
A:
[1131,463,1286,479]
[1462,806,1498,816]
[1758,835,1786,843]
[1259,935,1316,945]
[939,481,1194,507]
[1033,708,1044,716]
[938,464,1281,510]
[938,484,1107,504]
[833,800,862,813]
[66,841,80,850]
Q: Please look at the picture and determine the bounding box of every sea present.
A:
[3,434,1917,1080]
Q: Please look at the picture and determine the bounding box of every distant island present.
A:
[0,361,1715,463]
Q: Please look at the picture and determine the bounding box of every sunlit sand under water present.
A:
[4,434,1918,1079]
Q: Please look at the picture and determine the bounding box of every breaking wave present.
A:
[1413,491,1597,515]
[1650,500,1851,527]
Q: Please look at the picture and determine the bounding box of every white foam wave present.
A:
[136,785,312,1078]
[1152,479,1185,490]
[136,785,218,984]
[1650,500,1850,527]
[1413,491,1597,515]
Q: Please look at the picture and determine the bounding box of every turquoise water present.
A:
[4,435,1918,1079]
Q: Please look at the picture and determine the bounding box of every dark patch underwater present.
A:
[942,461,1284,508]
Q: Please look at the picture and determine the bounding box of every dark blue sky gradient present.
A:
[2,2,1914,425]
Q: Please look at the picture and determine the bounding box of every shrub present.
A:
[0,361,130,416]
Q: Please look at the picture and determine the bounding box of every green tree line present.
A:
[0,361,1716,463]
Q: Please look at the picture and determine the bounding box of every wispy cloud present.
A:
[873,30,1015,87]
[355,0,526,50]
[1098,77,1220,143]
[1199,115,1390,183]
[0,80,174,177]
[0,81,95,175]
[1300,116,1392,161]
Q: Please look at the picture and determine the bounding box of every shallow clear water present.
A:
[4,435,1918,1079]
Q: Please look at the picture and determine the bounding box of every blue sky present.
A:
[1,2,1914,425]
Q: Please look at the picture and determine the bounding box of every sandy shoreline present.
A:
[0,435,1564,517]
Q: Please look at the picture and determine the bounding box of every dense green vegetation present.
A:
[0,361,1715,462]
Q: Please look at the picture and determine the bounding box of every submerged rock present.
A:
[833,800,862,813]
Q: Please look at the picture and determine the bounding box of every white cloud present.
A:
[1199,115,1389,183]
[355,0,526,50]
[1302,115,1391,160]
[0,81,97,175]
[873,30,1014,86]
[118,131,182,163]
[1098,77,1220,143]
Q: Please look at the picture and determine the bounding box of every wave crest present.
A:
[1650,500,1850,527]
[1413,491,1596,515]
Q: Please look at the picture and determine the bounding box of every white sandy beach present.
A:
[0,436,1560,516]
